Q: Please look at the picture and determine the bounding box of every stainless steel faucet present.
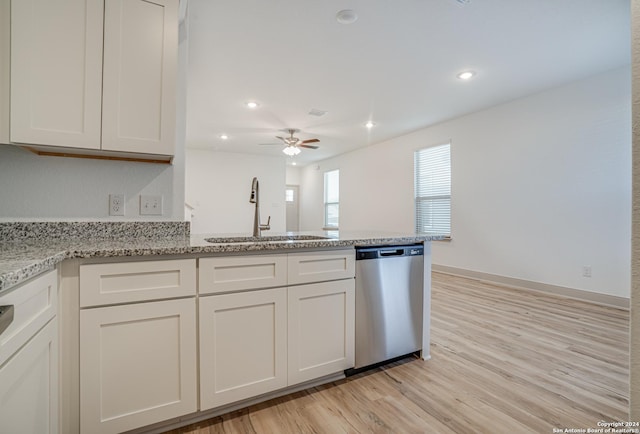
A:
[249,177,271,237]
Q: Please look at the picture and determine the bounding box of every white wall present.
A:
[286,166,301,185]
[0,145,182,220]
[300,66,631,298]
[185,149,286,234]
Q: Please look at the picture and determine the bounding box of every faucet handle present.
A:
[260,216,271,231]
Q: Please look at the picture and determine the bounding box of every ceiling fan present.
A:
[260,129,320,156]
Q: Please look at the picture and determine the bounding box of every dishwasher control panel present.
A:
[356,244,423,260]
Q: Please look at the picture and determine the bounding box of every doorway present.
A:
[286,185,299,232]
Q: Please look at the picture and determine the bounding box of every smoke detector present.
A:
[308,108,328,117]
[336,9,358,25]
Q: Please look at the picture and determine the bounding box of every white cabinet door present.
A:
[101,0,177,155]
[10,0,103,148]
[0,318,59,434]
[288,280,355,385]
[199,288,288,410]
[80,298,197,434]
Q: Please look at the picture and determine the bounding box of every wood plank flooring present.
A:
[164,272,629,434]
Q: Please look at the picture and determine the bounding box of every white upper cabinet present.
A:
[10,0,103,149]
[6,0,178,158]
[102,0,177,155]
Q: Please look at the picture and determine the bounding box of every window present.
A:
[414,144,451,235]
[324,169,339,229]
[285,188,294,202]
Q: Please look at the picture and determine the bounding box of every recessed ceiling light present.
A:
[246,101,259,109]
[457,71,476,80]
[219,134,228,140]
[292,162,297,166]
[336,9,358,25]
[365,121,375,129]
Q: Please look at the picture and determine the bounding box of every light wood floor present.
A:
[164,272,629,434]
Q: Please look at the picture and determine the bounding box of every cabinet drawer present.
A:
[80,259,196,307]
[0,269,57,367]
[199,255,287,295]
[288,249,355,285]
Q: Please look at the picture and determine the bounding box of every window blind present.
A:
[414,144,451,235]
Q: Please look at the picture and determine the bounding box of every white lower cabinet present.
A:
[80,297,197,434]
[198,281,355,411]
[0,318,58,434]
[288,280,355,385]
[199,288,288,410]
[0,269,58,434]
[73,251,355,432]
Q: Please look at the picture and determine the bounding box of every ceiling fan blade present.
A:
[275,136,285,141]
[299,144,319,149]
[300,138,320,144]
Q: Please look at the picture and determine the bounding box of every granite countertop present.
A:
[0,222,444,292]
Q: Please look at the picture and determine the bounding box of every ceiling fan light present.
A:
[282,146,301,156]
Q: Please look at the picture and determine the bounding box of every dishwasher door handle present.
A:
[379,249,404,257]
[0,305,14,336]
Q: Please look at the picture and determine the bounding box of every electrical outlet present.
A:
[582,266,592,278]
[109,194,125,216]
[140,195,163,215]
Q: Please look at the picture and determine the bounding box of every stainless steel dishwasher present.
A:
[353,244,424,370]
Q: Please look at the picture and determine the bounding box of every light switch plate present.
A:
[140,195,163,215]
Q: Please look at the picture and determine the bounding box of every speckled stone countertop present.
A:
[0,222,444,293]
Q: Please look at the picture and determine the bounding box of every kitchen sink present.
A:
[205,235,331,244]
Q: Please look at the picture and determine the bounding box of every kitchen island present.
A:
[0,221,443,434]
[0,221,442,292]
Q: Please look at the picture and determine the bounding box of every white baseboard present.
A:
[432,264,629,310]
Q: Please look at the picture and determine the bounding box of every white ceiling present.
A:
[185,0,630,166]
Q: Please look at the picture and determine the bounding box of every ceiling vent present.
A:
[308,108,328,117]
